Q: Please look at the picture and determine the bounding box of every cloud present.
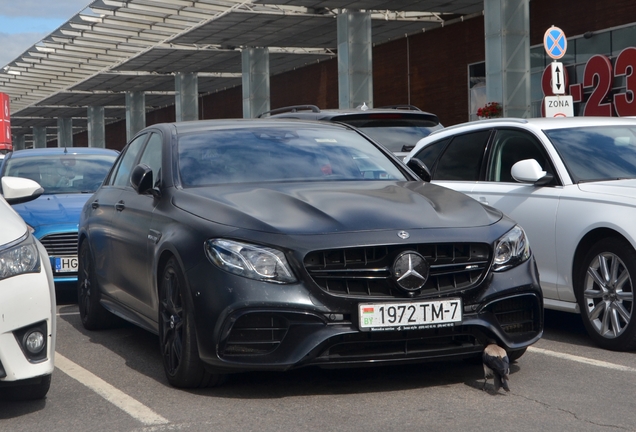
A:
[2,0,90,18]
[0,0,90,67]
[0,31,48,67]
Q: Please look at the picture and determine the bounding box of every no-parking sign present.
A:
[544,26,567,59]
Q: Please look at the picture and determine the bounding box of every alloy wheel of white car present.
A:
[578,238,636,351]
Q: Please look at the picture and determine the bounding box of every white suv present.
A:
[0,176,56,400]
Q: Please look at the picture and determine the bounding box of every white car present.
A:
[405,116,636,351]
[0,176,56,400]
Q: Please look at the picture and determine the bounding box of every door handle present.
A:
[115,200,125,212]
[91,200,99,209]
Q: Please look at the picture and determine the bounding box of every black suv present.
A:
[259,104,443,157]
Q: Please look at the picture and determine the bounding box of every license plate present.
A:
[359,298,462,331]
[53,256,78,273]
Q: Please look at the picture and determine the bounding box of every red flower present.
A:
[477,102,502,119]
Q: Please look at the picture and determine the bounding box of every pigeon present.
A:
[482,343,510,392]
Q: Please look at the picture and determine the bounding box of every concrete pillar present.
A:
[126,91,146,141]
[33,126,47,148]
[175,72,199,122]
[13,134,25,150]
[57,118,73,147]
[337,11,373,109]
[242,48,270,118]
[88,106,105,148]
[484,0,531,118]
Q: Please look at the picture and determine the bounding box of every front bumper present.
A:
[0,241,56,384]
[187,252,543,373]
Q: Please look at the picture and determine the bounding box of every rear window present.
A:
[333,114,442,152]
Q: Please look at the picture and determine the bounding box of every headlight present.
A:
[493,225,531,272]
[0,234,41,281]
[205,239,297,284]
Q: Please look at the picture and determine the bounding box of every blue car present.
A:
[0,148,118,288]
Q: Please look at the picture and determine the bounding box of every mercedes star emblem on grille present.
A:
[397,230,410,239]
[392,251,429,291]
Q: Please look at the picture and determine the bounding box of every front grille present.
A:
[39,232,78,256]
[222,313,289,356]
[315,330,479,362]
[488,295,541,334]
[304,243,491,298]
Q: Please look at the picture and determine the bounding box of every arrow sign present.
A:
[551,62,565,95]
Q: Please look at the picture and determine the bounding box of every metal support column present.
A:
[484,0,531,118]
[337,11,373,109]
[242,48,270,118]
[126,91,146,141]
[33,126,47,148]
[87,106,105,148]
[175,72,199,122]
[57,118,73,147]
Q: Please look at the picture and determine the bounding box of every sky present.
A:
[0,0,92,68]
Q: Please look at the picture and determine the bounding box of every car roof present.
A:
[423,116,636,138]
[258,104,440,122]
[145,118,354,135]
[8,147,119,159]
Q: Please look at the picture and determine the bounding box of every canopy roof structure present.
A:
[1,0,483,146]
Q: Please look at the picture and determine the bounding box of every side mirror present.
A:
[511,159,554,186]
[1,176,44,204]
[131,164,160,198]
[406,158,432,182]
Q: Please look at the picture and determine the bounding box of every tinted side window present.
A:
[112,134,147,187]
[488,129,553,183]
[413,138,450,172]
[434,130,490,180]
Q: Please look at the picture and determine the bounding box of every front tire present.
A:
[159,257,223,388]
[576,238,636,351]
[78,241,120,330]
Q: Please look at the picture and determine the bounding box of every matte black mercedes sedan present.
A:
[78,119,543,388]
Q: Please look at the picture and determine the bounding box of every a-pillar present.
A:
[484,0,531,118]
[337,10,373,109]
[126,91,146,141]
[242,48,270,118]
[175,72,199,121]
[88,106,105,148]
[33,126,47,148]
[57,118,73,147]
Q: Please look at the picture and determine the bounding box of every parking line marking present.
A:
[55,353,169,426]
[528,346,636,372]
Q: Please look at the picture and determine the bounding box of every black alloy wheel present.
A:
[77,241,119,330]
[159,257,222,388]
[576,238,636,351]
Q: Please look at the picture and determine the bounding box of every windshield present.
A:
[340,119,443,153]
[3,153,117,194]
[544,126,636,183]
[178,126,408,186]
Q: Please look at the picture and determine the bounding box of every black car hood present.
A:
[173,181,502,235]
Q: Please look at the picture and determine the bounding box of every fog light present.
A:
[24,331,45,354]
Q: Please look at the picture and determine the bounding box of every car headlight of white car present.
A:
[205,239,297,283]
[0,234,41,281]
[493,225,531,272]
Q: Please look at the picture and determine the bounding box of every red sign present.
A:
[542,47,636,117]
[0,93,11,151]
